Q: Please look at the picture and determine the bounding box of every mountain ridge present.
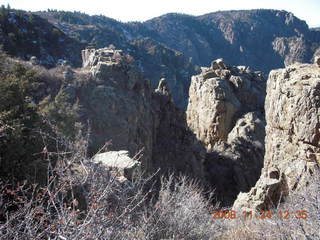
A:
[1,7,320,108]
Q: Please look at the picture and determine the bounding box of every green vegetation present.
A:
[0,53,81,182]
[40,88,80,139]
[0,55,44,181]
[0,6,84,67]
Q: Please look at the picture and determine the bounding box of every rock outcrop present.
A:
[78,48,205,180]
[234,63,320,210]
[187,58,265,150]
[187,59,266,205]
[80,48,154,171]
[93,151,140,180]
[152,78,205,179]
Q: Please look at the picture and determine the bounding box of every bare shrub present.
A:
[0,125,150,239]
[130,175,224,240]
[222,169,320,240]
[0,125,223,240]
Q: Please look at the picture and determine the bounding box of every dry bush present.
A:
[221,170,320,240]
[0,133,152,239]
[0,127,223,240]
[134,175,224,240]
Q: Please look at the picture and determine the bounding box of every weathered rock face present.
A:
[152,78,205,179]
[234,63,320,210]
[80,48,154,171]
[82,48,124,68]
[144,10,320,73]
[204,112,266,206]
[187,59,265,150]
[78,48,204,180]
[186,59,266,205]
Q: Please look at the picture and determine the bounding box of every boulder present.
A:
[93,151,140,180]
[211,58,227,70]
[30,56,38,65]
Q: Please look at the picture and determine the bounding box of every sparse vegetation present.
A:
[0,55,44,181]
[0,7,319,239]
[1,127,318,240]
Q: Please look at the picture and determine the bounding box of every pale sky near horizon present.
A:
[1,0,319,27]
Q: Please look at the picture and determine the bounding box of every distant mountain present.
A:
[1,8,320,107]
[37,9,320,73]
[36,11,197,108]
[144,10,320,72]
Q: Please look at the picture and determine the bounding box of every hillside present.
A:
[0,8,318,108]
[145,10,320,72]
[38,9,320,73]
[0,8,84,67]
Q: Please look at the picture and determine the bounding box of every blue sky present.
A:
[1,0,319,27]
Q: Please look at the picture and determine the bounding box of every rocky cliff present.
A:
[186,59,266,205]
[234,62,320,210]
[152,78,205,178]
[34,9,320,108]
[76,48,204,179]
[145,10,320,73]
[187,59,265,148]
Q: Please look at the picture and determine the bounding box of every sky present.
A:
[1,0,319,27]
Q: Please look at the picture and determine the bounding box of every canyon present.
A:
[0,7,319,210]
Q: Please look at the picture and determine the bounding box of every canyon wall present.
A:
[234,62,320,210]
[186,59,266,205]
[78,48,205,179]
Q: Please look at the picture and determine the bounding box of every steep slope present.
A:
[66,47,205,179]
[36,11,195,108]
[145,10,320,72]
[33,9,320,109]
[0,9,84,67]
[234,61,320,210]
[130,37,196,107]
[186,59,266,205]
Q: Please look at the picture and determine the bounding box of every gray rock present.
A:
[30,56,38,65]
[155,78,171,97]
[187,59,266,150]
[76,48,205,182]
[315,56,320,67]
[234,63,320,210]
[93,151,140,180]
[186,59,266,205]
[211,58,227,70]
[152,80,205,180]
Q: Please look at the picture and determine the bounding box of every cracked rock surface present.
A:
[234,63,320,210]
